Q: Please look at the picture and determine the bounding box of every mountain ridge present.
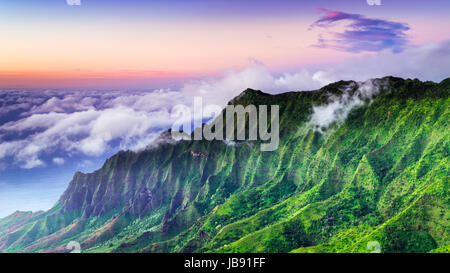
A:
[0,76,448,253]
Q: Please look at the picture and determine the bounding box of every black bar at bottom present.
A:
[0,253,446,272]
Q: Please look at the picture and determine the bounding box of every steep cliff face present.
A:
[1,77,448,253]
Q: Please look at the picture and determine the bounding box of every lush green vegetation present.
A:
[0,77,448,253]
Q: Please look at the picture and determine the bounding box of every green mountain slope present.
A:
[0,76,448,253]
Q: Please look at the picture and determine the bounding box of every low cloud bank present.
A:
[182,40,450,106]
[0,90,184,169]
[310,79,387,132]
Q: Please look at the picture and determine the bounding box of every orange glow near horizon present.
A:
[0,17,358,88]
[1,7,449,89]
[0,69,199,89]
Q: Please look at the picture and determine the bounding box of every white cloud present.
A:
[30,95,97,114]
[52,157,65,165]
[22,157,45,169]
[310,79,385,131]
[304,41,450,85]
[0,91,183,167]
[180,40,450,107]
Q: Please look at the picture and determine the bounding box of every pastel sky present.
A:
[1,0,450,88]
[1,0,450,218]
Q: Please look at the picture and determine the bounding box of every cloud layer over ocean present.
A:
[0,40,449,170]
